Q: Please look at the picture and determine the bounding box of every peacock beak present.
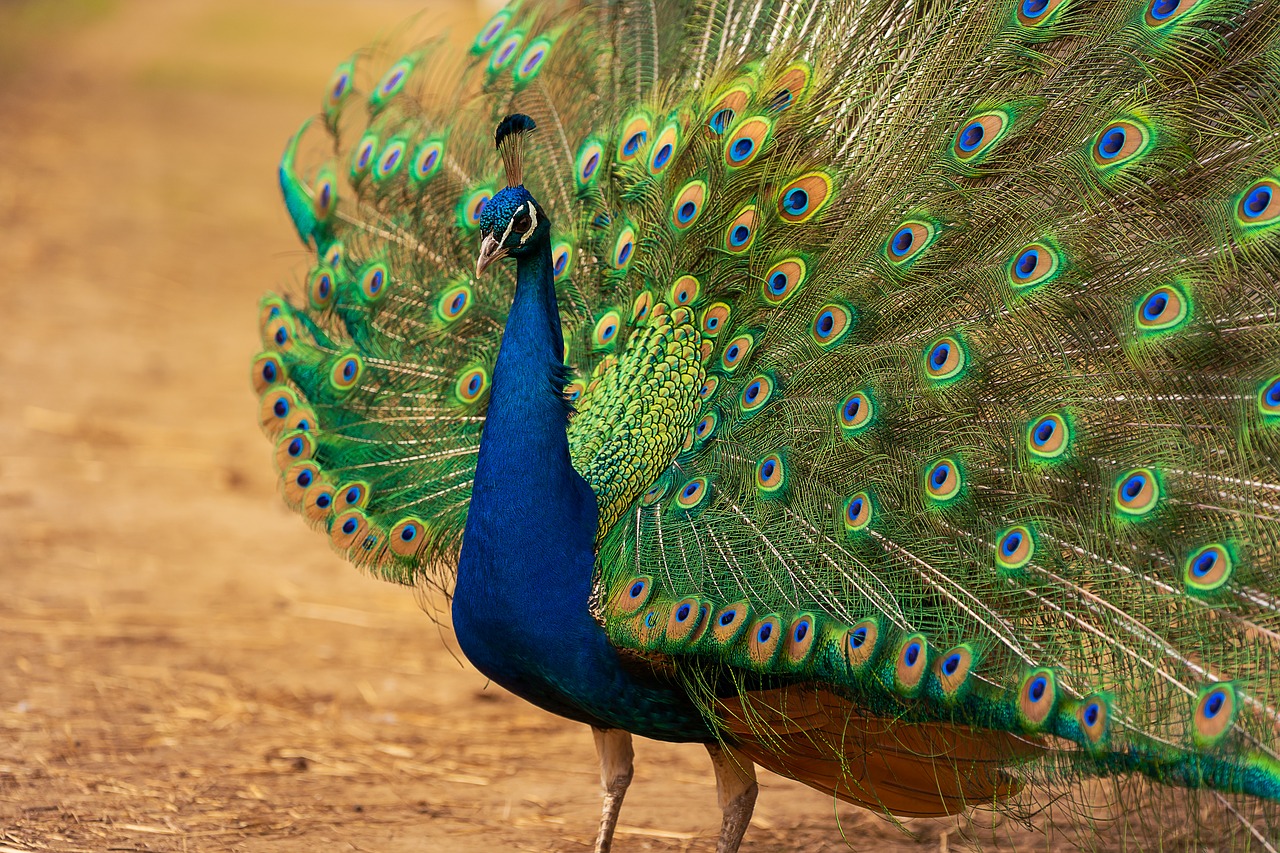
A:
[475,234,508,279]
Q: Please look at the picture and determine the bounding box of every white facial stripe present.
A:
[497,203,538,249]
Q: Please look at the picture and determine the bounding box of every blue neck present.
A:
[451,236,710,741]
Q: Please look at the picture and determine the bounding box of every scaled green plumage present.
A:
[256,0,1280,845]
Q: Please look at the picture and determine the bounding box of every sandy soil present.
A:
[0,3,1053,850]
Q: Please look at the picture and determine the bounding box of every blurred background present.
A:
[0,2,1038,850]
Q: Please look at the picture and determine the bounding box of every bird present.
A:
[252,0,1280,847]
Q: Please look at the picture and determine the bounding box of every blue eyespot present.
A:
[644,611,657,628]
[904,642,920,667]
[342,360,357,381]
[296,420,310,431]
[760,459,776,479]
[346,486,362,504]
[720,609,737,626]
[287,438,303,457]
[1244,185,1273,218]
[816,311,835,336]
[757,623,773,643]
[623,132,647,156]
[316,493,332,509]
[273,398,289,418]
[1191,550,1218,578]
[768,272,788,294]
[1267,379,1280,407]
[296,469,313,487]
[618,242,632,265]
[383,69,405,93]
[943,653,961,675]
[890,228,914,256]
[1205,688,1226,717]
[262,361,278,383]
[709,108,734,133]
[794,620,809,643]
[1033,419,1055,446]
[1149,0,1178,19]
[846,497,864,522]
[468,374,482,395]
[850,626,868,647]
[1097,127,1126,159]
[400,524,418,542]
[423,151,439,173]
[745,381,762,403]
[369,270,384,293]
[274,326,289,345]
[930,342,951,369]
[341,517,358,535]
[678,201,697,223]
[1022,0,1050,16]
[725,344,741,361]
[653,144,672,169]
[782,188,809,215]
[521,49,545,74]
[318,184,331,210]
[730,225,750,246]
[1015,249,1039,279]
[1122,474,1145,500]
[930,464,951,489]
[601,324,616,341]
[1001,531,1023,557]
[1142,291,1168,320]
[844,397,860,420]
[683,482,699,499]
[730,137,754,162]
[958,122,985,152]
[1028,676,1047,702]
[452,292,467,313]
[676,603,692,622]
[629,581,645,598]
[1083,702,1100,727]
[332,74,350,99]
[583,153,599,179]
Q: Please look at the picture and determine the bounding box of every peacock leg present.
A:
[706,741,759,853]
[591,727,635,853]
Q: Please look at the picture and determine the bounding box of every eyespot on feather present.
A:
[611,576,654,616]
[455,367,490,403]
[746,615,783,668]
[612,225,636,269]
[308,265,336,310]
[783,614,818,666]
[1184,543,1234,594]
[740,375,775,417]
[1114,467,1160,517]
[777,172,833,223]
[324,59,355,114]
[303,482,336,523]
[1145,0,1205,27]
[670,275,701,307]
[1026,412,1071,460]
[769,62,811,111]
[1016,0,1069,26]
[762,257,806,304]
[925,458,963,503]
[282,461,321,508]
[513,37,552,86]
[699,376,720,400]
[312,168,337,221]
[328,353,364,393]
[649,122,679,175]
[1077,694,1111,749]
[437,283,473,322]
[1090,120,1151,169]
[259,387,301,437]
[692,411,718,446]
[575,139,604,187]
[951,110,1010,164]
[488,32,523,74]
[885,219,938,265]
[1018,668,1057,729]
[458,188,492,232]
[842,492,873,533]
[593,311,623,348]
[1192,683,1237,747]
[844,618,881,671]
[388,517,428,558]
[330,508,371,553]
[754,453,787,497]
[995,525,1035,571]
[701,303,730,337]
[275,431,314,474]
[263,311,298,353]
[335,480,371,512]
[894,634,928,695]
[811,304,853,349]
[350,132,378,180]
[924,336,966,381]
[710,600,752,646]
[373,138,407,182]
[251,353,286,394]
[671,180,707,231]
[936,645,975,699]
[617,113,652,163]
[1236,179,1280,228]
[720,333,754,372]
[838,391,874,435]
[723,116,771,168]
[1007,243,1060,291]
[706,86,751,135]
[472,10,509,52]
[1135,283,1189,334]
[675,476,711,511]
[665,597,705,644]
[1260,375,1280,420]
[322,240,344,270]
[410,139,444,183]
[724,206,757,253]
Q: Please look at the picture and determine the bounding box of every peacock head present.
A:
[475,114,549,277]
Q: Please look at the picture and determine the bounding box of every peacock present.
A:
[252,0,1280,847]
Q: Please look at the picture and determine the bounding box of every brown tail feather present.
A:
[718,686,1047,817]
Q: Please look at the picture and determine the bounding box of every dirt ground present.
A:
[0,3,1062,850]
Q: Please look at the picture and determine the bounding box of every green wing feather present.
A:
[255,0,1280,841]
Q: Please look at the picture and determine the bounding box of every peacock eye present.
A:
[512,212,532,234]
